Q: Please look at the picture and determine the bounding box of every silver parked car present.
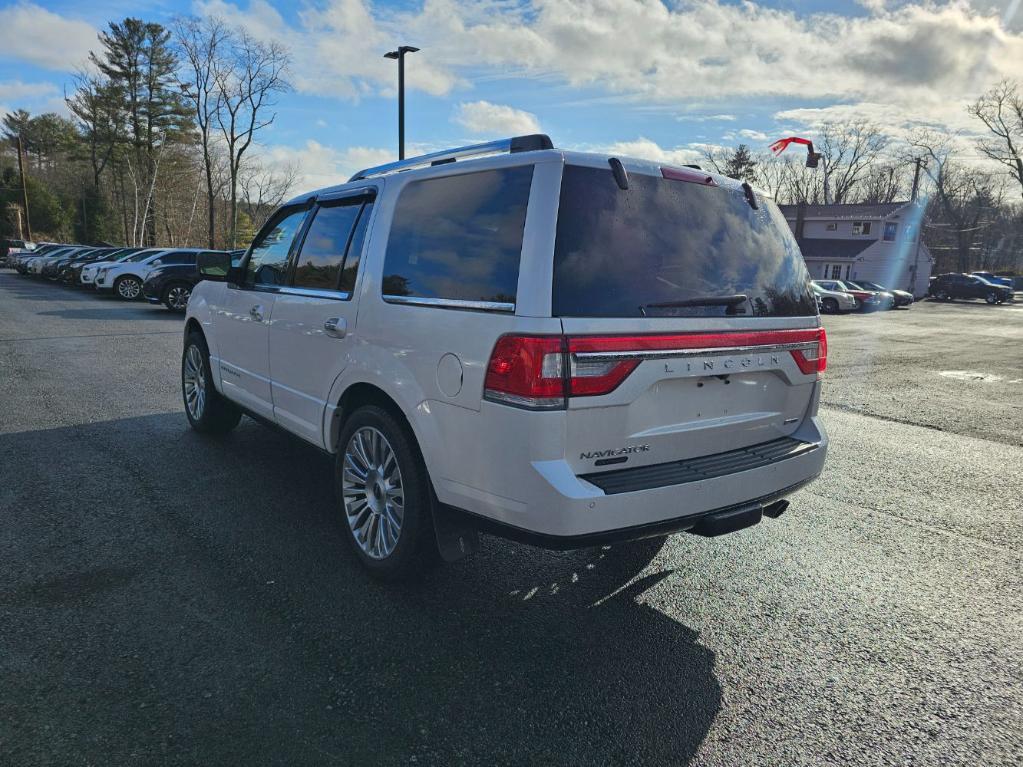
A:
[182,135,829,580]
[811,281,858,313]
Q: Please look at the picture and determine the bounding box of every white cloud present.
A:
[454,101,540,136]
[737,129,770,141]
[257,140,397,192]
[0,81,58,102]
[599,137,705,167]
[0,3,96,71]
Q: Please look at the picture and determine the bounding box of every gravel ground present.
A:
[1,272,1021,766]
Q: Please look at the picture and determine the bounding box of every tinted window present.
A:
[382,166,533,304]
[553,166,817,317]
[246,207,308,286]
[341,203,372,293]
[160,252,198,266]
[292,201,363,291]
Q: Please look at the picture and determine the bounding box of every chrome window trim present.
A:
[278,286,352,301]
[573,342,817,363]
[382,294,515,313]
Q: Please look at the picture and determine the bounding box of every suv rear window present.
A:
[552,165,816,318]
[382,165,533,306]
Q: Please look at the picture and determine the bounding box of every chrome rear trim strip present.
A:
[573,342,816,363]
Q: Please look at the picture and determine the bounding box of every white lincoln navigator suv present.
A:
[182,135,828,580]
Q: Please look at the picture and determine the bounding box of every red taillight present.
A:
[790,327,827,375]
[484,328,827,410]
[484,335,565,409]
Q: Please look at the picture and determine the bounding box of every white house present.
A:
[778,202,934,297]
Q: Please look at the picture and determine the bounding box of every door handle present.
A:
[249,305,264,322]
[324,317,347,338]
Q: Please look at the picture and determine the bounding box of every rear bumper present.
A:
[446,479,814,550]
[433,410,828,539]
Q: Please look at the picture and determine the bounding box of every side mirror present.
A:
[197,251,233,281]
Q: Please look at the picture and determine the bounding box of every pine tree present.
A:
[90,18,192,245]
[724,144,758,184]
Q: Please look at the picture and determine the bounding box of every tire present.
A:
[182,331,242,434]
[335,405,439,581]
[163,283,192,312]
[935,290,949,301]
[821,297,839,314]
[115,275,142,300]
[985,292,998,305]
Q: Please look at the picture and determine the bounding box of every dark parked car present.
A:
[970,272,1014,291]
[929,273,1013,304]
[142,249,235,311]
[847,280,914,307]
[43,247,115,279]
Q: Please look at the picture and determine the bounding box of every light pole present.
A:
[384,45,419,160]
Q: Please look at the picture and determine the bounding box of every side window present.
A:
[245,207,308,287]
[292,200,364,291]
[340,201,373,293]
[162,252,198,266]
[382,165,534,306]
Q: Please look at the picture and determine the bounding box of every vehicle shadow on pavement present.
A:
[0,413,720,766]
[36,307,181,321]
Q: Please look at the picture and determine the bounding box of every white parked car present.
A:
[94,249,206,299]
[182,135,829,580]
[80,249,156,287]
[811,281,858,314]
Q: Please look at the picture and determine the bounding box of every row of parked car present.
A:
[810,278,914,313]
[3,241,241,311]
[809,272,1015,314]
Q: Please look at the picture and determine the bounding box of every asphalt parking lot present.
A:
[1,271,1021,766]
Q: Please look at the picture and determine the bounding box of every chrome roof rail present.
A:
[348,134,554,182]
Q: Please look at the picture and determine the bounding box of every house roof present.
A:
[796,237,875,260]
[779,202,910,220]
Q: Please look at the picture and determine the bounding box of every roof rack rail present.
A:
[348,134,554,182]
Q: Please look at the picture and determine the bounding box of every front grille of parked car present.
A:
[580,436,818,495]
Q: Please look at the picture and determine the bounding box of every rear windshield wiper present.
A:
[641,295,749,315]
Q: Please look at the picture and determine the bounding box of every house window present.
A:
[883,222,897,241]
[826,222,837,231]
[830,264,842,279]
[844,265,851,279]
[852,221,871,235]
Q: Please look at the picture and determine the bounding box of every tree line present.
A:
[0,16,295,251]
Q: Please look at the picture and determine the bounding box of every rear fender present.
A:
[323,350,448,485]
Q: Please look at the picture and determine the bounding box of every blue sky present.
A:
[1,0,1022,189]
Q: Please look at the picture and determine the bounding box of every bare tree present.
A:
[239,159,297,231]
[857,163,907,204]
[816,120,889,203]
[214,30,289,248]
[908,130,998,272]
[176,15,231,248]
[968,79,1023,200]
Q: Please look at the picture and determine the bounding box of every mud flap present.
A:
[432,504,481,562]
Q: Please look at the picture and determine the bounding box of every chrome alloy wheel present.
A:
[183,345,207,420]
[118,277,141,299]
[342,427,404,560]
[167,285,191,310]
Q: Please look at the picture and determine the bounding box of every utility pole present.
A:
[910,157,923,201]
[384,46,419,160]
[16,135,31,241]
